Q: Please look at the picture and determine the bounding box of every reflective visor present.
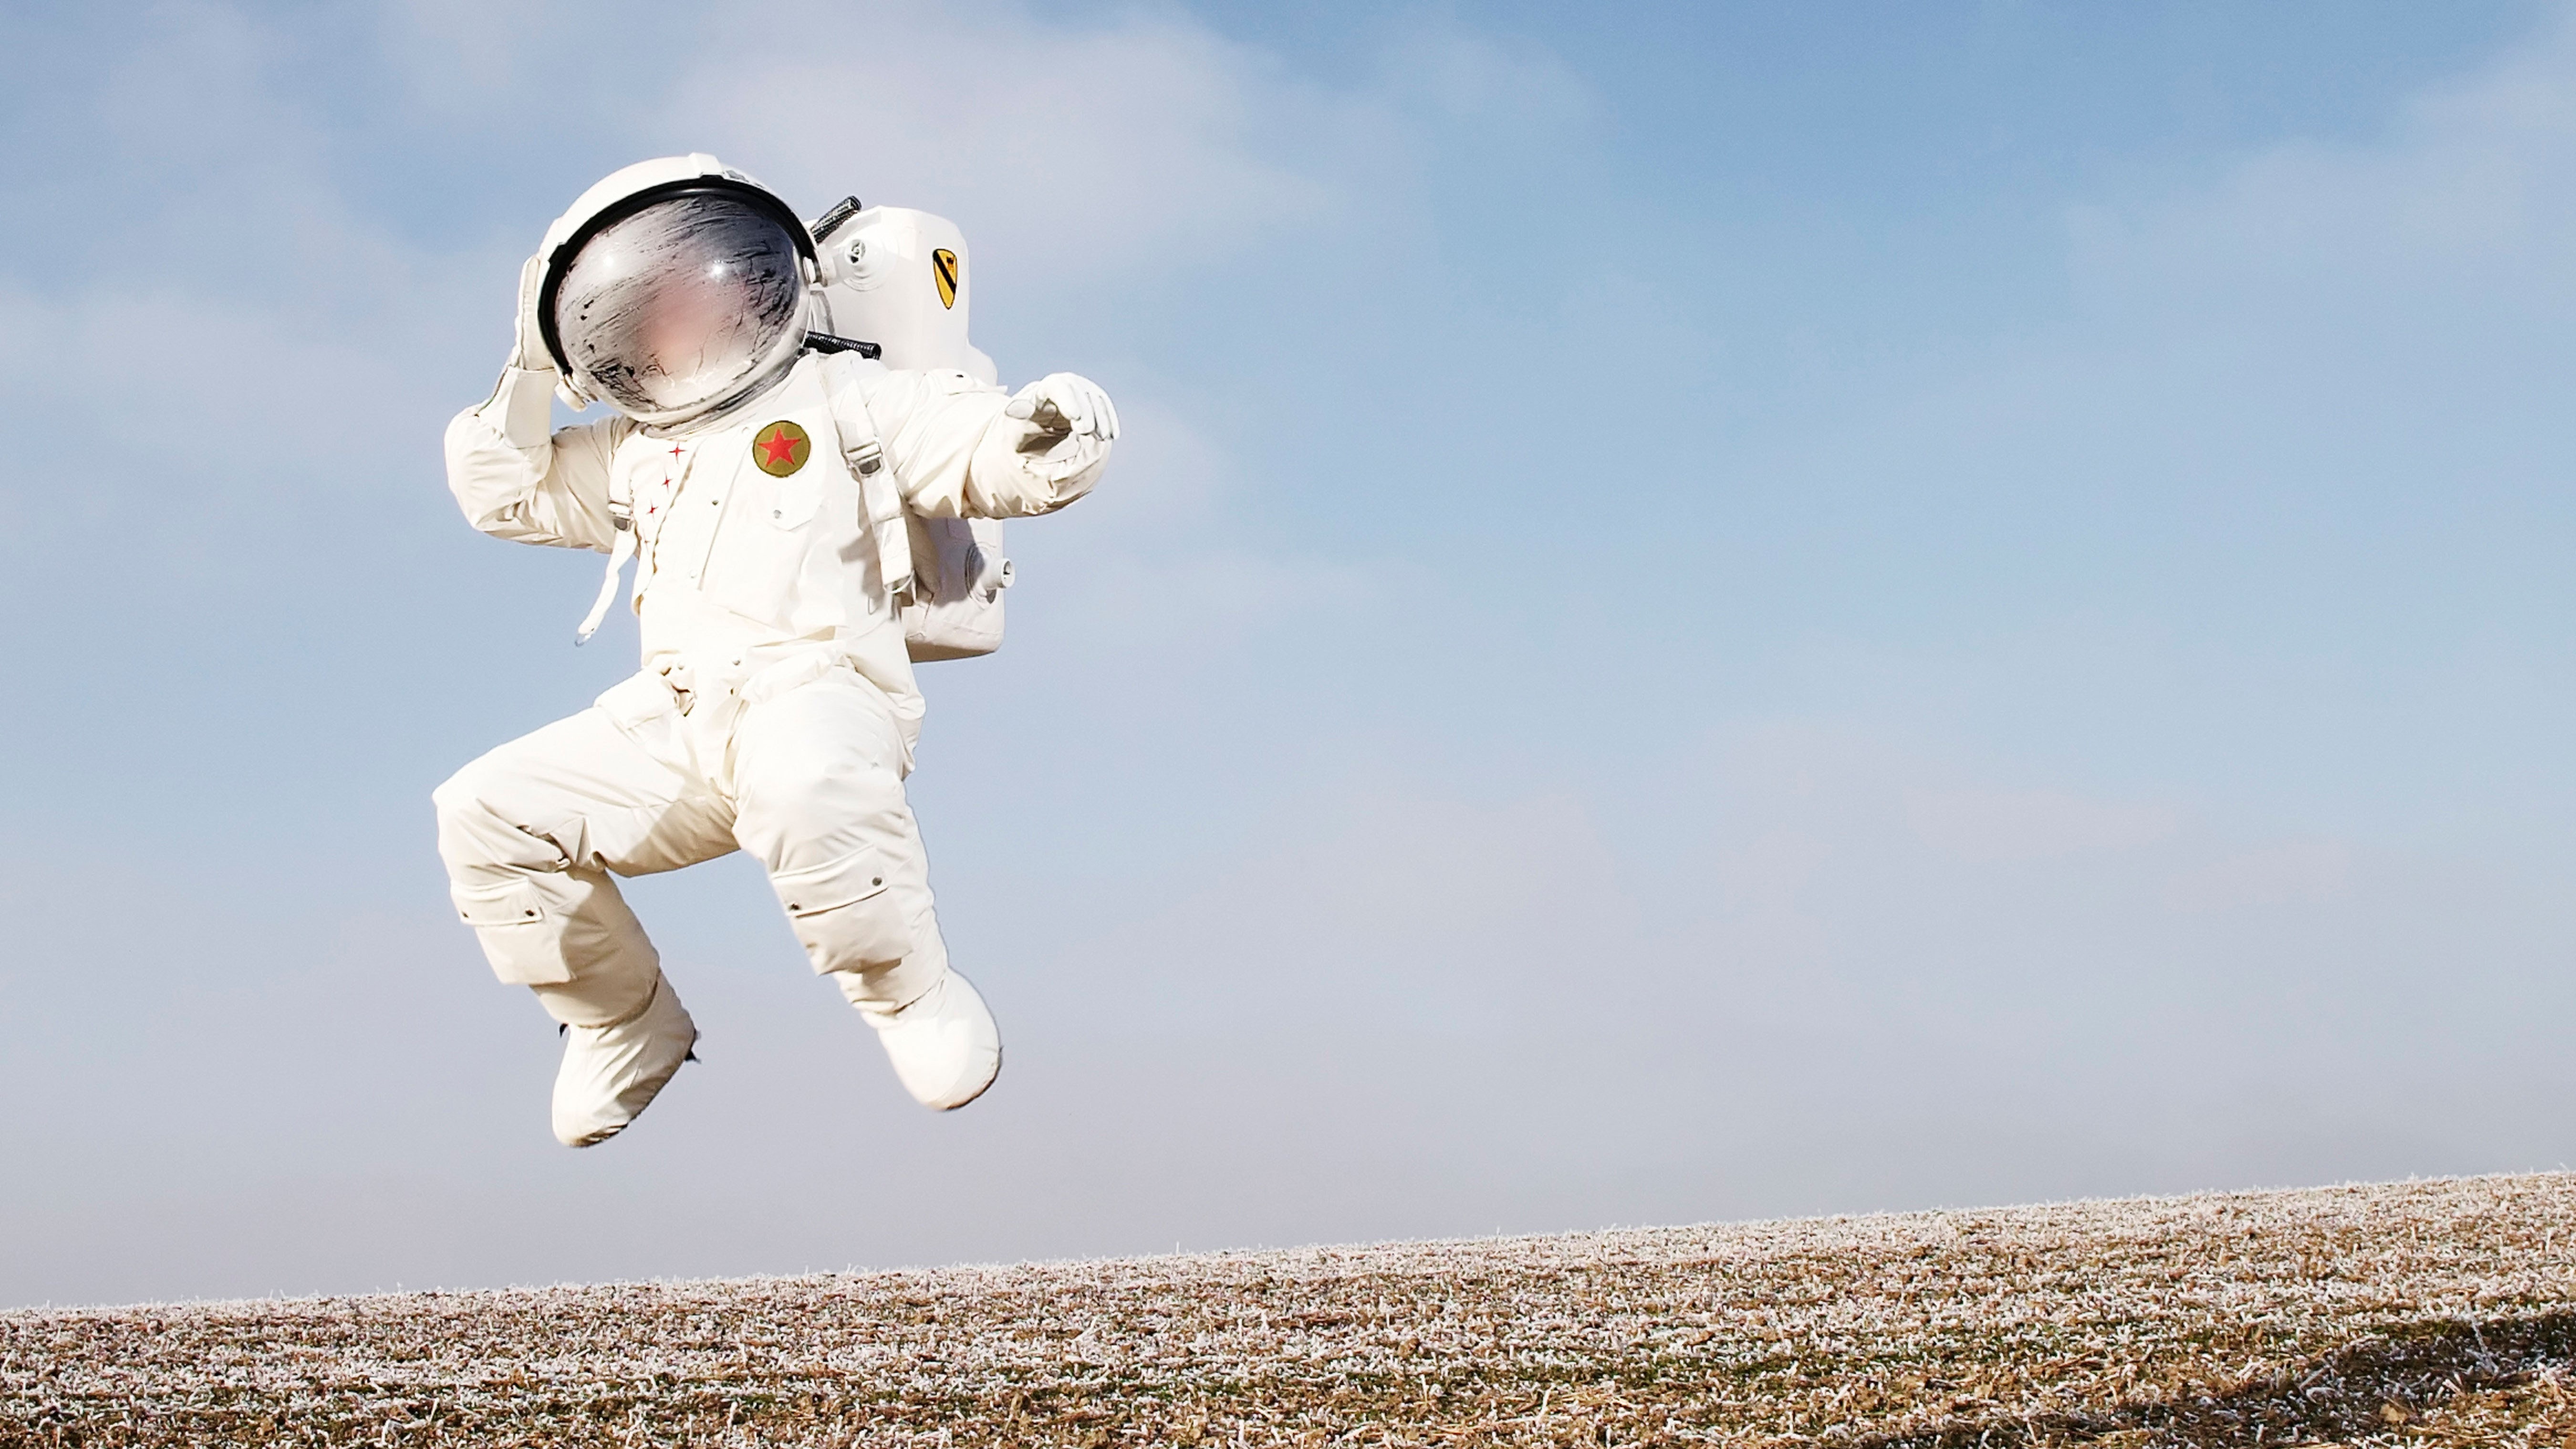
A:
[550,191,806,424]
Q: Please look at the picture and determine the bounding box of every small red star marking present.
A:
[756,427,800,467]
[669,443,684,460]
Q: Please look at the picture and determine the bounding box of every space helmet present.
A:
[536,155,817,428]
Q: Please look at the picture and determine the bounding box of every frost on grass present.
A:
[10,1174,2576,1446]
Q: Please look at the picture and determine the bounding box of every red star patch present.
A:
[752,420,810,477]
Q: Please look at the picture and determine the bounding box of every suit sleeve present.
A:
[857,366,1106,521]
[442,365,629,553]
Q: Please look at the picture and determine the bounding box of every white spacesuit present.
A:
[433,156,1116,1147]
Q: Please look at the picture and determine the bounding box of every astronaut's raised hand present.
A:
[509,253,553,373]
[470,254,573,450]
[506,250,598,411]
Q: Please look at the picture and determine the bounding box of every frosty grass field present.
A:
[10,1173,2576,1446]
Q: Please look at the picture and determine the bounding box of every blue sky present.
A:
[4,0,2575,1306]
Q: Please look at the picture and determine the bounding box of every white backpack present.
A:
[808,200,1012,663]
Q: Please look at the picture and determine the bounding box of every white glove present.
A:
[978,373,1116,506]
[510,254,551,371]
[1004,373,1119,445]
[508,251,597,410]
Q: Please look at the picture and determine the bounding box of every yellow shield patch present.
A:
[752,420,810,477]
[932,248,959,309]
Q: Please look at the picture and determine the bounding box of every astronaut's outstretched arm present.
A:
[440,257,627,553]
[866,367,1118,521]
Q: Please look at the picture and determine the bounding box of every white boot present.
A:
[860,969,1000,1110]
[551,974,698,1147]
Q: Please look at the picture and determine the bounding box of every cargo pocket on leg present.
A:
[770,844,914,971]
[451,878,573,985]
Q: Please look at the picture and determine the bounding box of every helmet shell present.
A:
[537,155,820,428]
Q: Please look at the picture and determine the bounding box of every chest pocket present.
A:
[768,467,822,531]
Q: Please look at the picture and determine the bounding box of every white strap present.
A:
[852,438,915,605]
[821,366,916,605]
[574,478,637,646]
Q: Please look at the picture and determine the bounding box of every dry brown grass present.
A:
[10,1173,2576,1446]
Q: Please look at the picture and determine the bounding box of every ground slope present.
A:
[9,1174,2576,1446]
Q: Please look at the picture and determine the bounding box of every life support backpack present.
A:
[809,200,1012,664]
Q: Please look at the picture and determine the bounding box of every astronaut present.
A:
[432,156,1116,1147]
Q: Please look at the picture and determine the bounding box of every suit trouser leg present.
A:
[730,669,950,1012]
[432,688,735,1027]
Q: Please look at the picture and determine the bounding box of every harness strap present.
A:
[574,473,636,646]
[852,438,916,605]
[825,370,916,605]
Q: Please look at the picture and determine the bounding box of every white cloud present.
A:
[1905,785,2182,863]
[2164,839,2355,912]
[658,0,1366,286]
[1371,23,1595,134]
[2072,12,2576,306]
